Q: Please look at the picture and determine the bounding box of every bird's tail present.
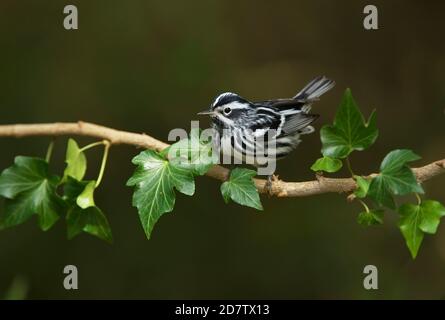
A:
[293,76,335,102]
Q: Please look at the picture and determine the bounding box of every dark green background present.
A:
[1,0,445,299]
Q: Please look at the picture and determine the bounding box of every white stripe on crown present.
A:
[213,92,237,107]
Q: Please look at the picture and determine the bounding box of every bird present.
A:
[197,76,335,192]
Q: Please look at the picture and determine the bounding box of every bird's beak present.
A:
[197,110,216,116]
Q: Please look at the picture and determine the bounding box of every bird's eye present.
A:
[223,107,232,115]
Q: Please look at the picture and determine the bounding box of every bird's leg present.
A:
[264,175,273,195]
[264,174,278,196]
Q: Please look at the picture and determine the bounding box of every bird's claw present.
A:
[264,174,278,196]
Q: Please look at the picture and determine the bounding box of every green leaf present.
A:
[418,200,445,234]
[380,149,421,173]
[382,166,423,196]
[167,128,217,176]
[63,177,88,201]
[310,156,343,173]
[67,206,113,243]
[0,156,64,230]
[354,176,370,198]
[320,89,378,158]
[127,150,195,239]
[367,175,396,209]
[368,149,423,209]
[76,181,96,209]
[64,177,113,243]
[398,200,445,259]
[63,139,87,181]
[220,168,263,210]
[357,209,384,226]
[398,204,423,259]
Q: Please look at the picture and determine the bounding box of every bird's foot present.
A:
[264,174,278,196]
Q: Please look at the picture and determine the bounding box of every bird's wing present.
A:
[250,104,318,136]
[246,107,283,137]
[255,99,306,110]
[281,113,319,135]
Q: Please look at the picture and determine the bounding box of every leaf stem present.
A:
[415,193,422,205]
[358,199,370,213]
[45,140,55,163]
[346,157,355,177]
[79,141,105,153]
[95,141,111,188]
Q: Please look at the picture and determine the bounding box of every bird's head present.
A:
[198,92,251,127]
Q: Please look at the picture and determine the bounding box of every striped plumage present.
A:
[198,76,335,178]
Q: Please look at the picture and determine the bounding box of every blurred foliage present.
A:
[3,276,28,300]
[0,0,445,299]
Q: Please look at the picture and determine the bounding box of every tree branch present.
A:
[0,122,443,198]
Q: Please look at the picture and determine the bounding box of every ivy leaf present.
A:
[379,149,421,173]
[310,156,343,173]
[357,209,384,226]
[67,206,113,243]
[76,181,96,209]
[64,176,88,201]
[126,150,195,239]
[398,200,445,259]
[368,149,423,209]
[367,175,396,209]
[354,176,370,199]
[0,156,64,230]
[220,168,263,210]
[63,139,87,181]
[418,200,445,234]
[320,89,378,159]
[167,128,217,176]
[64,177,112,243]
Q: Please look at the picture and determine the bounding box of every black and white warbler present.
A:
[198,76,335,191]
